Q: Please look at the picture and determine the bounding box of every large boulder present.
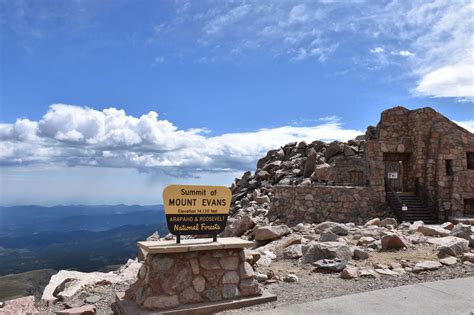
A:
[364,218,381,227]
[319,231,339,242]
[380,218,398,227]
[417,225,450,237]
[223,215,256,237]
[0,296,38,314]
[450,223,474,247]
[314,221,340,233]
[303,148,317,177]
[381,233,410,251]
[42,259,141,305]
[283,244,303,259]
[301,241,352,264]
[436,237,470,258]
[255,225,290,241]
[310,163,332,182]
[324,142,344,161]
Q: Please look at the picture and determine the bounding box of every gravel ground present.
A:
[221,259,474,314]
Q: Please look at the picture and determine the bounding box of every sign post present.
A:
[163,184,232,244]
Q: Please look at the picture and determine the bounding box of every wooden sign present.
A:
[163,185,231,242]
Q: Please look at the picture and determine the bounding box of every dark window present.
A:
[465,199,474,215]
[349,170,364,186]
[468,152,474,170]
[445,160,453,176]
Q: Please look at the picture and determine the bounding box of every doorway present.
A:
[383,152,410,192]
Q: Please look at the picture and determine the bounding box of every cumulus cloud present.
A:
[455,120,474,133]
[415,62,474,99]
[0,104,362,176]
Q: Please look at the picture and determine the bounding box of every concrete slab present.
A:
[257,277,474,315]
[138,237,253,254]
[115,291,277,315]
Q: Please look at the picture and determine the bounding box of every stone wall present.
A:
[125,248,261,310]
[269,185,383,225]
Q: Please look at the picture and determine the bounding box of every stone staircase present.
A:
[392,192,438,224]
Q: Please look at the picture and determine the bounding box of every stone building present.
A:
[231,106,474,225]
[364,106,474,222]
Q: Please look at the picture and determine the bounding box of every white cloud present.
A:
[454,120,474,132]
[370,47,385,54]
[160,0,473,100]
[390,50,414,57]
[0,104,362,176]
[415,62,474,99]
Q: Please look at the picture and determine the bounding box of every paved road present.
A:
[258,277,474,315]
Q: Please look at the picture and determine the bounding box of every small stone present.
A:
[353,248,369,260]
[341,267,359,279]
[357,236,376,246]
[389,262,403,270]
[240,262,255,279]
[255,273,268,282]
[441,222,454,230]
[146,231,160,241]
[359,269,377,278]
[192,276,206,293]
[85,295,100,304]
[462,253,474,263]
[220,256,239,270]
[283,273,298,282]
[240,279,262,296]
[0,301,4,308]
[222,284,240,299]
[413,260,442,272]
[244,250,261,265]
[440,256,458,266]
[375,268,399,276]
[313,259,347,272]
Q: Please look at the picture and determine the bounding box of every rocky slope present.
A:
[224,135,369,238]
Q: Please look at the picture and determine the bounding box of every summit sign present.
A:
[163,185,231,242]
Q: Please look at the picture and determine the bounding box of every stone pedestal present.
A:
[119,238,272,313]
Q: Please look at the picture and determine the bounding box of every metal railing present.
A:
[385,177,405,222]
[415,178,440,222]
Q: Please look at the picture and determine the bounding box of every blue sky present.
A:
[0,0,473,205]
